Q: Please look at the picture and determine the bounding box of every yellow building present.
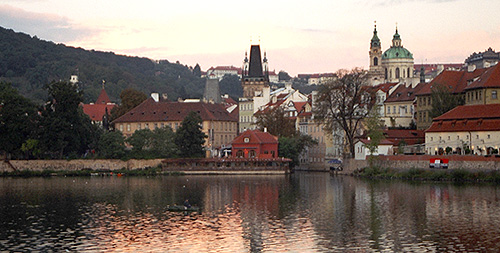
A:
[113,98,238,156]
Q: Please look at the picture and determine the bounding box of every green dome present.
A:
[382,46,413,60]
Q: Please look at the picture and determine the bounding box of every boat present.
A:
[166,205,200,212]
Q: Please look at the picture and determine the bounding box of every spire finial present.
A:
[374,20,376,29]
[396,22,398,32]
[102,80,105,89]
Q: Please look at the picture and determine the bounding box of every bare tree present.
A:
[313,68,375,158]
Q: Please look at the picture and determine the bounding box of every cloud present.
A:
[0,4,97,43]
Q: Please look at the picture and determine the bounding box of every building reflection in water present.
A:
[2,174,500,251]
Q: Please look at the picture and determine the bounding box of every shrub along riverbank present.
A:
[353,166,500,183]
[0,167,184,177]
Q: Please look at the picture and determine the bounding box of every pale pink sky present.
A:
[1,0,500,76]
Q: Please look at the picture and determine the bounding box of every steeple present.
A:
[392,24,402,47]
[370,21,381,49]
[247,45,264,78]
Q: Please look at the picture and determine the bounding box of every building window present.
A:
[388,106,390,114]
[395,68,400,78]
[137,123,141,130]
[119,124,123,131]
[493,90,498,99]
[127,124,131,132]
[374,57,378,66]
[244,137,249,143]
[488,134,491,139]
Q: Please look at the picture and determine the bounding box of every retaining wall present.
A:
[341,155,500,174]
[0,159,163,172]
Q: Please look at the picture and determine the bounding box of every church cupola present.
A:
[392,26,402,47]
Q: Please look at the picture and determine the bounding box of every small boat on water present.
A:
[166,205,200,212]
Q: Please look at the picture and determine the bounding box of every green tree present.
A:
[278,134,317,167]
[255,106,297,138]
[38,81,100,158]
[127,129,154,158]
[313,68,375,158]
[193,64,201,77]
[278,71,292,82]
[151,127,178,158]
[0,82,37,158]
[219,74,243,99]
[429,83,464,118]
[97,131,126,159]
[110,88,148,121]
[175,111,207,158]
[364,105,384,166]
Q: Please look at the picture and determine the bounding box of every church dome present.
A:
[382,46,413,60]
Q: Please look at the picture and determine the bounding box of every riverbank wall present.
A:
[341,155,500,174]
[0,159,163,172]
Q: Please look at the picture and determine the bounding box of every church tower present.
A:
[241,45,269,98]
[368,22,384,84]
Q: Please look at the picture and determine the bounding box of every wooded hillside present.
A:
[0,26,205,104]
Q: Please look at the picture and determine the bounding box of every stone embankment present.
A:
[341,155,500,174]
[0,159,163,172]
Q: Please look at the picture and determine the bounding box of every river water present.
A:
[1,172,500,252]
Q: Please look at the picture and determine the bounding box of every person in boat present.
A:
[184,199,191,208]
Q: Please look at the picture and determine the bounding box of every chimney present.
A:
[151,93,159,102]
[468,64,477,72]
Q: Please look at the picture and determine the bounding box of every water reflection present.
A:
[1,173,500,251]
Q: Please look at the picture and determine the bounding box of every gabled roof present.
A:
[416,68,488,96]
[373,82,398,93]
[82,103,116,122]
[383,129,424,145]
[385,83,424,103]
[427,104,500,132]
[464,63,500,90]
[96,88,111,104]
[232,129,278,145]
[113,98,237,123]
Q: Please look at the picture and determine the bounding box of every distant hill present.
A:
[0,26,206,104]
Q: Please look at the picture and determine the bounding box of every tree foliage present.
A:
[0,26,205,104]
[175,111,207,158]
[110,88,148,121]
[279,135,317,167]
[255,106,297,138]
[97,131,126,159]
[313,68,375,158]
[278,71,292,81]
[37,81,100,158]
[0,82,37,158]
[364,105,385,165]
[430,83,464,118]
[218,74,243,99]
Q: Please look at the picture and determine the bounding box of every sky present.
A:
[1,0,500,76]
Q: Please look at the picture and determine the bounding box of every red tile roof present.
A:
[373,82,398,93]
[385,83,425,103]
[358,138,394,145]
[426,104,500,132]
[383,129,424,145]
[112,98,237,123]
[464,63,500,90]
[82,104,116,122]
[232,129,278,144]
[96,88,111,104]
[416,68,488,96]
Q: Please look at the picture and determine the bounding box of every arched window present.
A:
[236,150,244,158]
[407,68,411,77]
[385,68,388,79]
[395,68,400,78]
[249,150,256,158]
[374,57,378,66]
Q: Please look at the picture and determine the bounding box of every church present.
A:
[368,23,416,85]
